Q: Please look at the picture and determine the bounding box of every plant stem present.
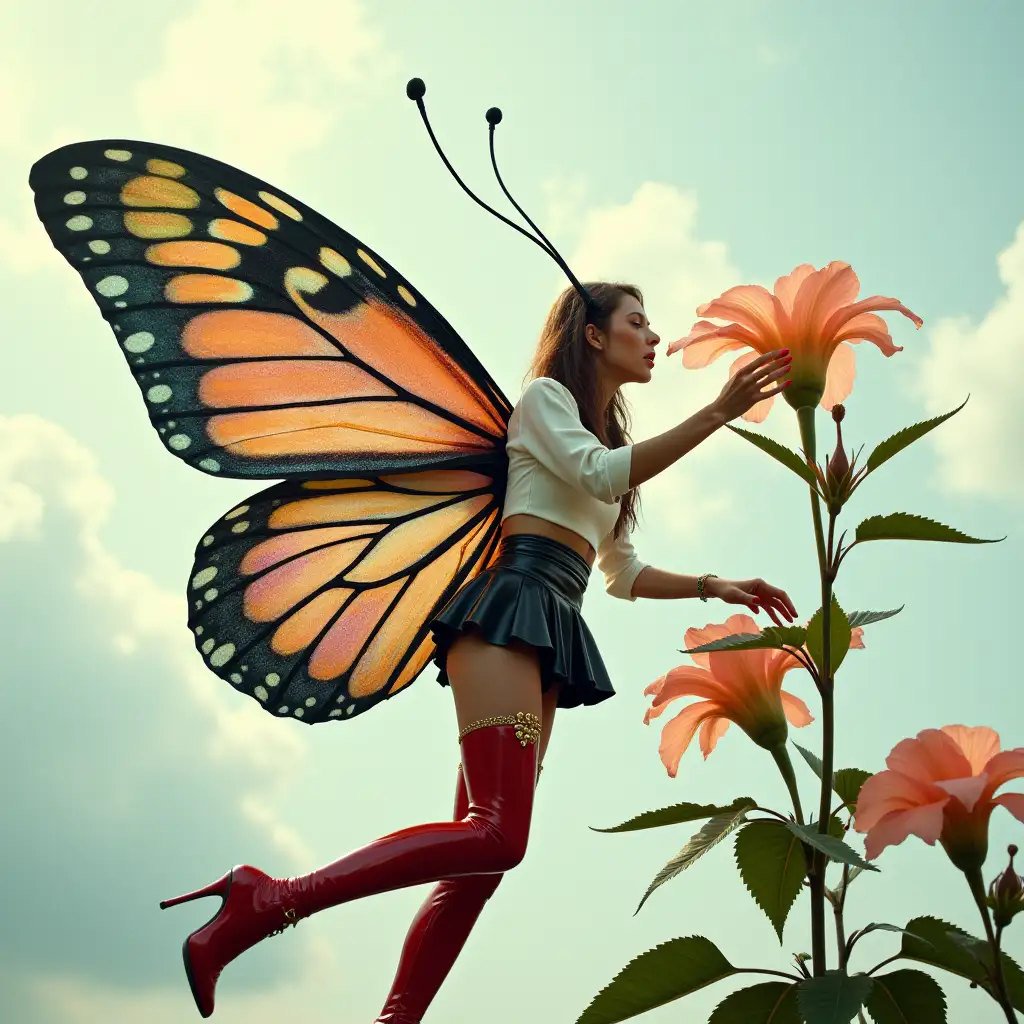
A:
[966,867,1018,1022]
[771,746,805,825]
[835,863,850,968]
[797,405,831,979]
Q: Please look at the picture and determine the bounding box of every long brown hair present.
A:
[526,281,643,537]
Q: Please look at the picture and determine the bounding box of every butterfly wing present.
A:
[189,469,503,724]
[29,139,511,479]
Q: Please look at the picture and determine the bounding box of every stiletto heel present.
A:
[159,872,231,910]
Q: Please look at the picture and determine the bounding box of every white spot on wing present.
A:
[168,433,191,450]
[105,149,132,161]
[124,332,154,353]
[88,239,111,254]
[63,191,86,205]
[96,275,129,297]
[192,566,217,589]
[147,384,172,403]
[66,215,92,231]
[69,166,88,180]
[224,505,249,520]
[210,643,235,667]
[199,458,221,472]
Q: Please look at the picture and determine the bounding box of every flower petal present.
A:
[886,729,973,784]
[668,320,761,365]
[698,284,784,347]
[981,748,1024,794]
[936,774,989,813]
[863,803,947,860]
[820,295,922,344]
[658,701,723,777]
[683,620,737,669]
[820,342,856,411]
[941,725,1001,775]
[774,263,817,316]
[780,689,814,727]
[699,716,731,758]
[727,349,776,422]
[994,793,1024,824]
[833,312,902,356]
[854,768,949,832]
[790,262,861,341]
[644,665,728,722]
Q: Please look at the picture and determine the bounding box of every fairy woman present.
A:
[30,80,795,1021]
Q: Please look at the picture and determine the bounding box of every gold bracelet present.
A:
[697,573,718,602]
[458,711,542,747]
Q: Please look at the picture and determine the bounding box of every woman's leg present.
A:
[164,633,550,1018]
[375,678,560,1023]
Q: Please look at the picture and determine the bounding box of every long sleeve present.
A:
[596,529,648,601]
[511,377,632,504]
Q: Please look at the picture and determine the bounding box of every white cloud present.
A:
[0,414,324,1000]
[917,219,1024,501]
[135,0,393,177]
[565,181,744,539]
[0,0,392,275]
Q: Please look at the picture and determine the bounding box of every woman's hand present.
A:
[712,349,792,422]
[709,576,797,626]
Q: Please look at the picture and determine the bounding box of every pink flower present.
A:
[644,613,865,777]
[668,262,922,421]
[853,726,1024,871]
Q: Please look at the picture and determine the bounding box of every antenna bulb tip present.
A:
[485,106,503,126]
[406,78,426,101]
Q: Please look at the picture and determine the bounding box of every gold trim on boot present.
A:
[457,711,541,747]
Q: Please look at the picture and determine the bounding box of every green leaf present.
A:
[865,969,947,1023]
[865,398,969,475]
[836,865,865,897]
[805,595,853,677]
[792,745,874,813]
[846,607,904,629]
[834,769,872,811]
[854,513,1003,546]
[682,625,807,656]
[574,936,735,1024]
[727,422,819,487]
[590,797,756,834]
[734,821,807,943]
[794,742,825,779]
[784,821,879,872]
[900,916,1024,1010]
[709,981,801,1023]
[636,804,751,913]
[798,971,874,1024]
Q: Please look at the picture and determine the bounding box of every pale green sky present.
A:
[1,1,1022,1022]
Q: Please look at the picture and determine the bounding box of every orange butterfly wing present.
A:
[190,470,502,722]
[30,140,513,722]
[29,140,511,480]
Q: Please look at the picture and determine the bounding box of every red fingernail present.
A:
[783,380,792,387]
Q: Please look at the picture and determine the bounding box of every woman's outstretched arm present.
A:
[627,348,791,489]
[629,568,797,625]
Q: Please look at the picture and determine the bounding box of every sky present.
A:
[1,1,1022,1021]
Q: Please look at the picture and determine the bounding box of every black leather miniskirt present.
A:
[430,533,615,709]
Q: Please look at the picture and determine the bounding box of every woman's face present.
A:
[587,293,660,386]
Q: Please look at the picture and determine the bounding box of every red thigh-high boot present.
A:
[160,712,540,1018]
[373,761,544,1023]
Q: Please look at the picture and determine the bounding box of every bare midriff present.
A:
[501,513,596,568]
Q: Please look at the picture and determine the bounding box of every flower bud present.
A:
[988,844,1024,928]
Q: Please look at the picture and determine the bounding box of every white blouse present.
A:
[503,376,648,601]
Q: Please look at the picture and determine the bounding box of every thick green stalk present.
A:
[966,867,1018,1022]
[770,745,805,825]
[797,405,831,978]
